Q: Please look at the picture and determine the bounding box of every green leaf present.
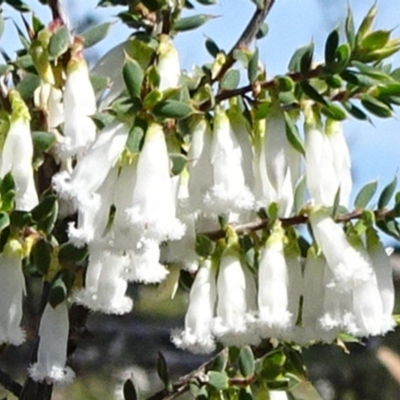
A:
[248,48,259,83]
[378,175,397,209]
[48,26,70,58]
[123,57,144,100]
[195,234,215,257]
[157,352,172,392]
[345,7,355,48]
[10,210,33,227]
[16,73,41,99]
[239,387,253,400]
[207,371,229,390]
[58,242,88,264]
[325,28,339,65]
[354,180,378,209]
[32,131,56,152]
[81,22,113,48]
[256,22,269,40]
[343,101,368,120]
[205,37,220,58]
[320,102,347,121]
[361,94,392,118]
[127,124,145,153]
[300,81,327,105]
[5,0,30,12]
[1,173,15,195]
[31,195,57,222]
[361,30,390,52]
[220,69,240,90]
[170,154,187,175]
[123,379,138,400]
[90,74,110,94]
[31,239,51,275]
[294,176,306,214]
[196,0,216,4]
[355,3,377,45]
[300,42,314,74]
[238,346,255,378]
[152,100,193,119]
[173,14,215,32]
[284,113,305,155]
[0,212,10,232]
[376,219,400,241]
[289,45,313,72]
[212,349,228,372]
[377,83,400,98]
[49,275,67,308]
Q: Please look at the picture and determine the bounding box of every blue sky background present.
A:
[2,0,400,238]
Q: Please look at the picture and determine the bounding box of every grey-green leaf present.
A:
[285,113,305,155]
[354,180,378,209]
[48,26,70,58]
[221,69,240,90]
[173,14,214,32]
[248,48,259,83]
[32,131,56,152]
[238,346,255,378]
[0,212,10,232]
[31,239,51,275]
[123,57,144,100]
[157,352,172,392]
[207,371,229,390]
[195,234,215,257]
[378,176,398,210]
[152,100,193,119]
[81,22,113,48]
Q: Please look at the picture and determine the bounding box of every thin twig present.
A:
[0,369,23,398]
[48,0,68,25]
[212,0,276,84]
[201,208,397,241]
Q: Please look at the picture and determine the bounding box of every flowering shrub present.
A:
[0,0,399,399]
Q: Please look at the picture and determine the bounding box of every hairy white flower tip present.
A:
[68,222,93,248]
[28,364,75,386]
[309,208,373,288]
[73,249,133,315]
[203,184,255,215]
[123,241,169,284]
[28,302,74,385]
[212,314,260,347]
[171,328,216,354]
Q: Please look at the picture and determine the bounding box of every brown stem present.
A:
[201,208,397,241]
[48,0,68,24]
[212,0,276,84]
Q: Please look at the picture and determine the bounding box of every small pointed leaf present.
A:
[31,239,51,275]
[378,176,397,209]
[354,180,378,209]
[153,100,193,119]
[221,69,240,90]
[123,379,138,400]
[81,22,113,48]
[238,346,255,378]
[48,26,70,58]
[207,371,229,390]
[173,14,214,32]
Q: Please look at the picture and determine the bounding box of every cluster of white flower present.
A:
[0,30,395,388]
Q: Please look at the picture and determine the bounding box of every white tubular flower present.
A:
[0,90,38,211]
[366,228,395,332]
[204,107,254,215]
[73,246,132,315]
[227,103,255,191]
[34,83,64,130]
[263,105,297,217]
[269,391,289,400]
[304,107,338,207]
[299,248,337,344]
[68,167,118,247]
[28,301,75,385]
[126,123,185,242]
[0,240,26,346]
[53,121,129,209]
[172,260,217,354]
[157,35,180,91]
[309,206,373,289]
[123,239,169,284]
[325,119,352,207]
[257,224,292,337]
[58,47,97,159]
[187,119,214,213]
[213,250,259,347]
